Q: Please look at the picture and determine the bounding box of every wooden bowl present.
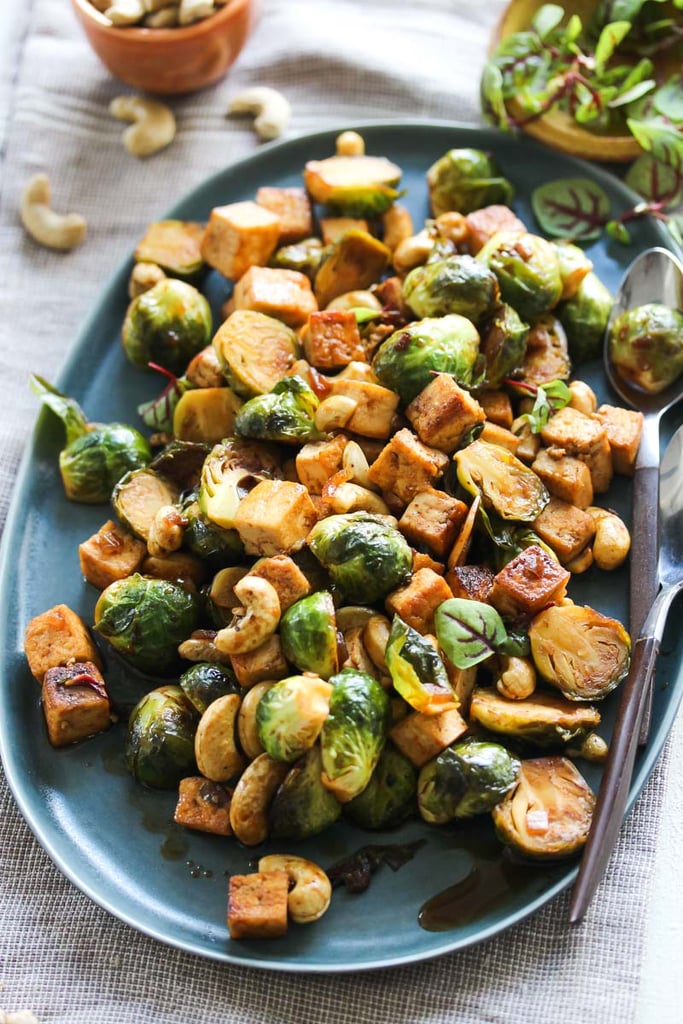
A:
[491,0,679,163]
[70,0,261,95]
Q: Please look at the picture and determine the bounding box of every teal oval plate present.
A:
[1,121,682,972]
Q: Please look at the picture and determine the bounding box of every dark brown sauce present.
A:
[160,832,190,861]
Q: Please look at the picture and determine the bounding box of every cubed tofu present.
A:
[511,417,541,463]
[295,433,349,493]
[465,205,526,254]
[42,661,111,747]
[405,374,485,453]
[328,379,400,440]
[174,777,233,836]
[228,870,289,940]
[522,316,571,387]
[592,403,644,476]
[412,550,446,575]
[233,479,318,556]
[479,421,520,454]
[489,545,570,619]
[320,217,369,245]
[232,266,317,328]
[445,564,495,602]
[78,519,147,591]
[533,497,596,563]
[540,406,613,493]
[477,389,514,428]
[201,201,280,281]
[367,429,449,504]
[381,204,414,253]
[532,448,594,508]
[398,489,468,559]
[142,552,209,588]
[302,310,366,369]
[390,707,468,767]
[255,186,313,244]
[230,634,290,689]
[248,554,312,610]
[385,568,454,634]
[25,604,102,683]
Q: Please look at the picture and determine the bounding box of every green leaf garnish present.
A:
[531,178,610,240]
[435,599,508,670]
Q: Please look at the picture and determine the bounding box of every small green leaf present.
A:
[608,79,656,108]
[137,374,194,435]
[653,76,683,122]
[29,374,89,445]
[565,13,582,42]
[625,153,683,207]
[628,119,683,172]
[606,219,631,244]
[480,62,510,130]
[532,3,565,39]
[519,379,572,433]
[352,307,382,325]
[435,599,508,670]
[595,21,632,71]
[531,178,611,240]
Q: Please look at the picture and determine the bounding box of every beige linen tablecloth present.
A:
[1,2,681,1021]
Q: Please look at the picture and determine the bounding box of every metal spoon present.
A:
[570,424,683,923]
[604,246,683,742]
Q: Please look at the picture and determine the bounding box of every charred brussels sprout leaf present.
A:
[149,440,211,490]
[454,438,549,521]
[179,661,240,714]
[608,302,683,394]
[94,574,201,675]
[372,314,481,405]
[270,744,342,839]
[477,231,563,321]
[125,684,199,789]
[111,467,180,541]
[29,374,89,446]
[480,302,529,387]
[256,674,333,762]
[417,739,520,824]
[327,839,426,892]
[121,279,212,376]
[308,512,412,604]
[435,599,508,670]
[469,687,601,748]
[557,271,613,365]
[280,591,339,678]
[345,743,417,829]
[234,376,324,445]
[403,255,500,323]
[426,148,514,217]
[385,615,456,715]
[320,668,391,803]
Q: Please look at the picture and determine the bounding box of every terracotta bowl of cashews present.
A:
[70,0,262,95]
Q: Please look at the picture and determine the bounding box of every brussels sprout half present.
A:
[270,237,326,280]
[345,742,417,830]
[280,591,339,678]
[478,231,562,322]
[121,278,212,376]
[304,154,403,218]
[198,438,282,530]
[59,423,152,504]
[125,684,199,789]
[320,667,391,803]
[270,744,342,840]
[557,271,613,365]
[454,438,549,522]
[608,302,683,394]
[403,255,500,323]
[111,467,180,541]
[182,499,245,568]
[179,661,240,714]
[385,615,457,715]
[417,738,520,824]
[234,376,324,445]
[256,674,333,763]
[308,512,412,604]
[480,302,529,387]
[469,688,601,748]
[426,148,514,217]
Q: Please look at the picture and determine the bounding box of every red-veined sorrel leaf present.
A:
[625,153,683,207]
[531,177,611,240]
[435,599,508,670]
[628,119,683,172]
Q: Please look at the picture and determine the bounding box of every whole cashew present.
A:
[258,854,332,924]
[228,87,291,141]
[147,504,186,557]
[178,629,232,664]
[178,0,215,25]
[194,692,245,782]
[229,752,289,845]
[20,174,87,251]
[237,680,275,760]
[109,96,176,158]
[0,1013,41,1024]
[214,576,281,655]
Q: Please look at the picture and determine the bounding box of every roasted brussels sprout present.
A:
[280,591,339,678]
[179,661,240,714]
[125,684,199,789]
[522,313,571,386]
[372,314,481,405]
[402,255,500,323]
[345,742,417,829]
[256,674,333,762]
[198,438,281,530]
[557,271,613,365]
[182,499,244,568]
[308,512,412,604]
[492,756,595,859]
[234,376,324,445]
[270,744,342,839]
[133,219,205,279]
[304,154,403,217]
[270,237,326,280]
[553,241,593,301]
[149,440,211,490]
[385,615,456,715]
[469,688,601,748]
[478,232,563,321]
[426,148,514,217]
[94,574,201,675]
[608,302,683,394]
[121,279,212,376]
[417,738,520,824]
[454,438,549,521]
[320,668,391,802]
[480,302,529,387]
[529,603,630,700]
[213,310,299,397]
[111,467,179,541]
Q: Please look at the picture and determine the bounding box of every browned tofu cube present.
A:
[367,429,449,504]
[478,389,513,428]
[490,545,570,619]
[522,316,570,387]
[445,564,495,602]
[42,661,111,747]
[328,379,399,440]
[390,707,468,767]
[230,634,290,689]
[232,266,317,328]
[25,604,102,684]
[511,417,541,463]
[248,554,311,611]
[532,448,594,508]
[381,204,414,253]
[233,479,318,556]
[465,205,526,254]
[295,433,349,493]
[320,217,369,245]
[442,660,478,714]
[479,421,520,454]
[385,568,454,634]
[255,186,313,244]
[533,497,596,564]
[142,552,209,588]
[540,406,613,493]
[201,201,280,281]
[398,489,468,559]
[412,551,446,575]
[405,374,485,453]
[228,870,289,940]
[174,777,233,836]
[78,519,147,591]
[592,403,643,476]
[302,310,365,369]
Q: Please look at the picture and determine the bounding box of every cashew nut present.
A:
[587,506,631,571]
[178,629,232,664]
[435,211,469,245]
[326,290,381,313]
[382,204,414,252]
[106,0,145,25]
[392,230,433,276]
[229,752,289,845]
[228,87,291,141]
[314,394,357,432]
[0,1014,41,1024]
[565,545,594,574]
[194,693,245,782]
[363,614,391,671]
[335,130,365,156]
[109,96,176,158]
[237,681,275,760]
[20,174,87,251]
[496,655,537,700]
[214,576,281,655]
[128,261,166,298]
[209,566,249,610]
[147,504,186,557]
[258,854,332,924]
[568,379,597,415]
[178,0,214,24]
[342,440,376,490]
[567,731,609,763]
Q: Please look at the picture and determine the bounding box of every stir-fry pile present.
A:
[25,132,646,941]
